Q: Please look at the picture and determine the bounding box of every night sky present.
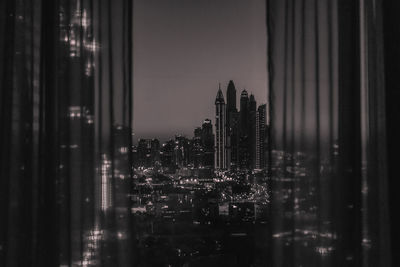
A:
[133,0,268,141]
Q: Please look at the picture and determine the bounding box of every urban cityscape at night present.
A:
[85,80,339,266]
[127,81,271,266]
[2,0,396,266]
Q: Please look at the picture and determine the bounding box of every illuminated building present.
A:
[151,139,160,164]
[249,94,257,169]
[174,135,191,167]
[101,154,112,211]
[192,131,204,168]
[214,85,227,169]
[256,104,267,169]
[160,139,176,172]
[239,89,250,169]
[137,139,152,167]
[135,138,160,167]
[226,80,239,169]
[201,119,214,168]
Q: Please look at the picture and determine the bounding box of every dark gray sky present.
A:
[133,0,268,142]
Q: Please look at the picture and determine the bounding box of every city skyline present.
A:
[132,81,268,140]
[133,0,268,140]
[132,79,268,143]
[132,80,268,171]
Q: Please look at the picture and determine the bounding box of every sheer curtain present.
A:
[267,0,392,266]
[1,0,397,266]
[0,0,133,266]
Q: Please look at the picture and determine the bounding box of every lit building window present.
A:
[101,154,112,211]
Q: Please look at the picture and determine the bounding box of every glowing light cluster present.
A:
[101,154,112,211]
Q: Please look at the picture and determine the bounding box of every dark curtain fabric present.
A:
[382,2,400,267]
[0,0,134,266]
[266,0,393,266]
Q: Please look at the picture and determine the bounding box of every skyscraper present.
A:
[256,104,267,169]
[192,133,203,168]
[160,139,175,172]
[193,126,204,168]
[137,139,152,167]
[249,94,257,168]
[226,80,239,169]
[226,80,237,113]
[215,85,227,169]
[174,135,191,167]
[202,119,214,168]
[239,89,250,169]
[151,139,160,164]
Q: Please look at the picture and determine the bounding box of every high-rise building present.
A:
[135,138,160,167]
[226,80,239,169]
[202,119,214,168]
[215,86,227,169]
[174,135,191,167]
[239,89,250,169]
[249,94,257,168]
[256,104,267,169]
[240,89,249,133]
[137,139,152,167]
[160,139,176,172]
[194,127,202,139]
[193,127,204,167]
[192,135,203,168]
[226,80,237,113]
[150,139,160,164]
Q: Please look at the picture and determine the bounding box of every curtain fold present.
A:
[267,0,392,266]
[0,0,134,266]
[382,2,400,267]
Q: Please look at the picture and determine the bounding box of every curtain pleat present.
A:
[382,1,400,267]
[0,0,134,266]
[267,0,392,266]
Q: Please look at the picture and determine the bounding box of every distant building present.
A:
[137,139,152,167]
[194,127,202,139]
[160,139,176,172]
[201,119,214,168]
[256,104,267,169]
[192,132,203,168]
[226,80,239,169]
[101,154,112,211]
[239,90,250,169]
[249,94,257,169]
[174,135,191,167]
[150,139,160,164]
[215,85,227,169]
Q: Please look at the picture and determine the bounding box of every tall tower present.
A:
[239,89,250,168]
[240,89,249,134]
[101,154,112,211]
[215,85,227,169]
[202,119,214,168]
[226,80,237,113]
[226,80,237,169]
[249,94,257,168]
[256,104,267,169]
